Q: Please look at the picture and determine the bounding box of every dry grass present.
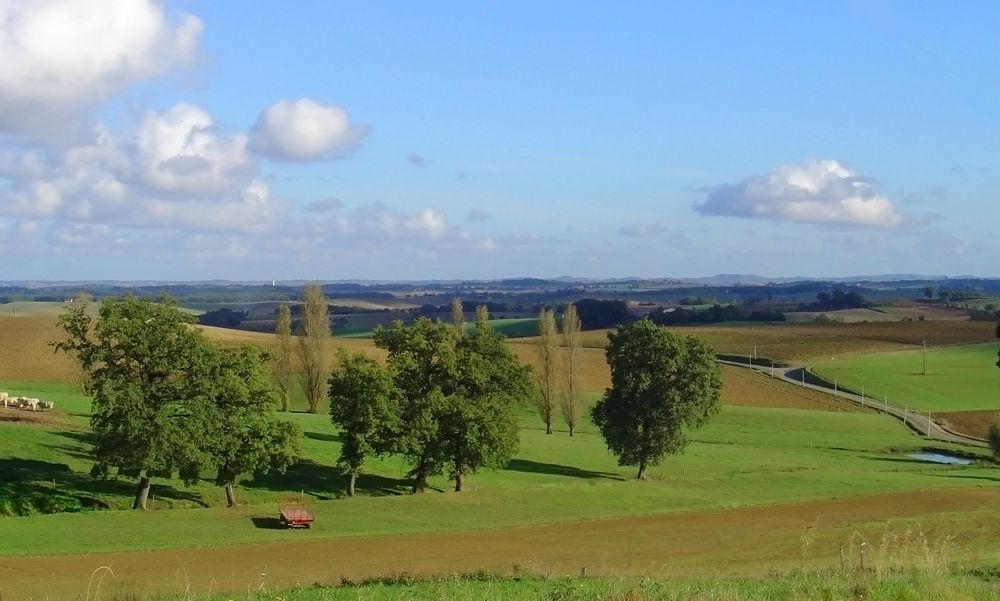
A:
[719,365,870,412]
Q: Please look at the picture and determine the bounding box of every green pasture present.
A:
[811,343,1000,412]
[0,379,995,555]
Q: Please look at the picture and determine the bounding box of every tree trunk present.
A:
[636,463,647,480]
[545,422,552,434]
[348,472,356,498]
[454,468,464,492]
[225,483,237,507]
[569,425,574,437]
[412,472,427,493]
[133,475,151,510]
[411,464,428,493]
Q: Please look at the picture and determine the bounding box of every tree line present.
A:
[57,286,723,508]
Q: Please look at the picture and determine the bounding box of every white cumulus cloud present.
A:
[131,103,253,195]
[0,0,201,142]
[0,103,279,232]
[249,98,367,161]
[694,160,904,227]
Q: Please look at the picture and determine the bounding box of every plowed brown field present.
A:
[3,488,998,600]
[937,410,1000,440]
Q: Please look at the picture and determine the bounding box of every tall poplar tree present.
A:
[451,297,465,338]
[297,283,330,413]
[535,307,558,434]
[274,304,293,411]
[560,303,582,436]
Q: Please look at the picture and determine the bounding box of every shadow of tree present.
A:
[0,458,209,515]
[245,460,412,500]
[303,431,343,443]
[504,459,625,481]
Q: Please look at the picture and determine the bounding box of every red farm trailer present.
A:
[278,503,314,528]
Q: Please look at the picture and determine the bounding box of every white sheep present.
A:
[37,400,54,411]
[18,397,38,411]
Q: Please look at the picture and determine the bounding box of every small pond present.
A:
[906,452,974,465]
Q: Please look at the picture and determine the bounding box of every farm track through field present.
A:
[3,488,999,600]
[720,360,988,446]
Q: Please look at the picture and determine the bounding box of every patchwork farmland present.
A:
[1,298,999,601]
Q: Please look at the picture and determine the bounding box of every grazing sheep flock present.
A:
[0,391,52,411]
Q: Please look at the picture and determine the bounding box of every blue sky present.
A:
[0,1,997,281]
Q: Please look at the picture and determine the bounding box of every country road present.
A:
[718,359,988,448]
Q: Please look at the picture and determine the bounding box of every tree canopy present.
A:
[371,311,533,493]
[590,318,721,479]
[55,294,300,509]
[328,350,402,497]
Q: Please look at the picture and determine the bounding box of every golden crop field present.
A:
[4,310,978,414]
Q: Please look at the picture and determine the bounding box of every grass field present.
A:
[811,343,1000,413]
[1,375,995,556]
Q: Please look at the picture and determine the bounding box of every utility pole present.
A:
[884,393,888,414]
[834,379,838,397]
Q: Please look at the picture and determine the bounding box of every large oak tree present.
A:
[591,318,721,480]
[56,294,300,509]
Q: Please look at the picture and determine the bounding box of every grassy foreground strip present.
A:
[202,571,1000,601]
[811,343,1000,412]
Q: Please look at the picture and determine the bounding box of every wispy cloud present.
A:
[618,223,667,238]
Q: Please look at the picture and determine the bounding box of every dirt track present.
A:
[3,488,999,600]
